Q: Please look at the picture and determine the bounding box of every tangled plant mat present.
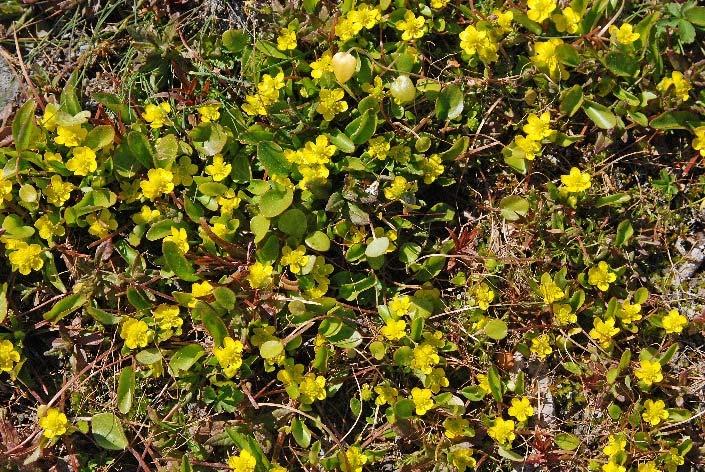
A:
[1,0,705,471]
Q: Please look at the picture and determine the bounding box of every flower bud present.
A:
[390,75,416,104]
[331,51,357,84]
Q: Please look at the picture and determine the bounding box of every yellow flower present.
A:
[539,274,565,304]
[281,245,309,274]
[65,146,97,176]
[531,334,553,360]
[396,10,425,41]
[617,301,642,325]
[214,337,244,377]
[589,317,620,348]
[39,408,68,439]
[494,10,513,33]
[217,189,241,215]
[523,112,555,141]
[55,125,87,147]
[532,39,569,81]
[335,17,362,42]
[527,0,557,23]
[191,280,214,298]
[44,151,62,162]
[609,23,640,45]
[374,384,398,406]
[508,396,534,422]
[476,374,491,394]
[602,433,626,457]
[426,367,449,393]
[310,52,334,79]
[0,176,12,208]
[560,167,591,193]
[420,154,445,184]
[302,135,337,165]
[473,282,495,310]
[367,136,391,160]
[411,342,440,374]
[642,399,669,426]
[0,340,20,372]
[350,4,381,29]
[553,303,577,325]
[316,88,348,121]
[450,446,477,471]
[142,102,171,129]
[247,261,274,289]
[552,7,581,33]
[205,154,232,182]
[277,362,304,386]
[634,359,663,386]
[120,317,152,349]
[40,103,60,131]
[299,373,327,403]
[443,417,469,439]
[487,417,515,445]
[662,309,687,334]
[588,261,617,291]
[276,28,296,51]
[340,445,367,472]
[35,214,65,241]
[410,387,434,415]
[9,242,44,275]
[692,126,705,157]
[86,209,117,238]
[657,71,691,103]
[384,176,411,200]
[46,175,74,207]
[227,449,256,472]
[637,462,661,472]
[197,103,220,122]
[140,168,174,200]
[459,24,499,63]
[515,135,541,160]
[603,463,626,472]
[380,318,407,340]
[132,205,161,225]
[153,304,182,331]
[389,295,412,317]
[362,75,385,99]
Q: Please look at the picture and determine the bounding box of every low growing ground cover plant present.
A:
[1,0,705,470]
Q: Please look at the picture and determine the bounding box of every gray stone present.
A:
[0,55,18,111]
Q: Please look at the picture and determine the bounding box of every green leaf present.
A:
[92,413,128,450]
[94,92,136,123]
[260,185,294,218]
[116,366,135,415]
[0,283,7,324]
[44,293,88,322]
[556,43,580,67]
[198,182,229,197]
[278,209,307,237]
[127,131,155,168]
[169,344,205,375]
[222,29,249,53]
[604,51,638,77]
[250,215,270,243]
[615,220,633,247]
[435,84,464,121]
[163,241,199,282]
[255,39,289,59]
[595,193,631,207]
[650,111,704,130]
[554,432,581,451]
[582,101,617,129]
[499,196,529,221]
[365,237,389,258]
[510,9,542,34]
[440,136,469,161]
[60,72,81,115]
[684,6,705,26]
[345,109,378,145]
[12,100,40,152]
[155,134,179,169]
[84,125,115,151]
[291,418,312,448]
[257,142,291,177]
[136,348,162,365]
[327,130,356,153]
[498,446,524,462]
[487,366,503,402]
[202,309,228,347]
[260,340,285,359]
[305,231,331,252]
[484,319,508,340]
[393,399,416,419]
[560,85,584,117]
